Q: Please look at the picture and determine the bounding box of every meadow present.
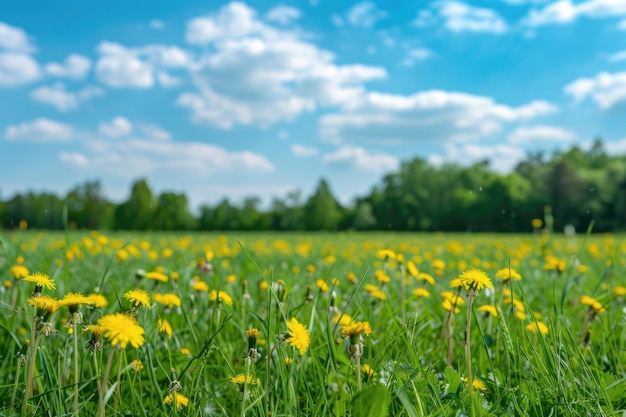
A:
[1,230,625,416]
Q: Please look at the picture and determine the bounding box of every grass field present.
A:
[1,230,625,416]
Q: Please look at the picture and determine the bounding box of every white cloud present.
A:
[400,48,433,67]
[180,2,386,128]
[150,19,165,30]
[0,22,36,52]
[507,125,575,144]
[565,71,626,110]
[290,143,319,157]
[346,2,388,28]
[523,0,626,27]
[62,138,274,178]
[95,41,192,88]
[430,143,526,173]
[438,1,508,33]
[0,52,40,86]
[605,137,626,154]
[412,9,436,27]
[320,90,557,144]
[4,118,75,142]
[99,116,134,137]
[608,50,626,62]
[30,83,104,111]
[138,123,172,141]
[619,18,626,28]
[265,5,302,24]
[59,152,89,167]
[323,145,399,172]
[45,54,91,79]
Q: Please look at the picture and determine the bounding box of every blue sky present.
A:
[1,0,626,209]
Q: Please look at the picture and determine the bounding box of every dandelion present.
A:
[124,289,151,309]
[417,272,435,285]
[145,271,169,283]
[164,392,189,409]
[412,288,430,298]
[457,269,493,292]
[495,268,522,282]
[245,328,260,360]
[154,293,182,308]
[98,313,145,349]
[406,261,419,277]
[130,359,144,372]
[84,324,105,352]
[526,322,549,335]
[285,317,310,355]
[477,305,498,317]
[23,272,55,293]
[180,347,191,355]
[208,290,233,306]
[191,279,209,292]
[333,313,353,326]
[377,249,396,260]
[158,319,173,338]
[10,265,29,279]
[362,364,376,378]
[342,321,372,389]
[316,279,329,293]
[230,373,261,386]
[87,293,108,308]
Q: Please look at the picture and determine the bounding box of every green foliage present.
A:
[352,385,391,417]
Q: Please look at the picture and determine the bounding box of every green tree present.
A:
[149,192,196,230]
[114,179,156,230]
[66,180,113,229]
[303,179,342,230]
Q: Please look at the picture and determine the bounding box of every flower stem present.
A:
[466,290,475,417]
[241,357,251,417]
[9,357,23,416]
[72,320,79,415]
[21,331,40,416]
[99,347,117,417]
[355,354,362,391]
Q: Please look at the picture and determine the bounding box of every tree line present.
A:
[2,140,626,233]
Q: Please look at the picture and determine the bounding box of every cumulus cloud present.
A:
[523,0,626,27]
[608,50,626,62]
[265,5,302,24]
[605,137,626,154]
[138,123,172,141]
[415,2,507,33]
[99,116,134,137]
[320,90,557,144]
[61,138,274,178]
[400,48,433,67]
[4,118,75,142]
[95,41,192,88]
[323,145,399,172]
[290,144,319,157]
[346,2,388,28]
[0,22,36,52]
[180,2,386,128]
[507,125,575,144]
[45,54,91,79]
[565,71,626,110]
[30,83,104,111]
[619,18,626,29]
[429,143,526,173]
[0,52,40,86]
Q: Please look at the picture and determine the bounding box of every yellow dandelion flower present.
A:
[158,319,173,338]
[191,279,209,291]
[371,290,387,300]
[153,293,181,308]
[10,265,29,279]
[259,281,269,290]
[58,293,93,309]
[431,259,445,270]
[28,295,58,313]
[87,293,108,308]
[98,313,145,349]
[377,249,396,260]
[376,273,391,284]
[316,279,330,293]
[285,317,310,355]
[226,274,236,283]
[284,357,293,367]
[364,284,379,293]
[145,271,168,283]
[23,272,55,290]
[180,347,191,355]
[208,290,233,306]
[124,289,152,309]
[457,269,493,291]
[347,272,357,283]
[526,322,549,334]
[477,305,498,317]
[463,377,488,393]
[613,286,626,296]
[230,373,261,385]
[362,364,376,377]
[495,268,522,281]
[406,261,419,277]
[342,321,373,339]
[4,280,12,288]
[164,392,189,409]
[531,218,543,228]
[306,264,316,273]
[441,291,465,306]
[130,359,144,372]
[412,288,430,297]
[333,313,353,326]
[83,324,104,336]
[417,272,435,285]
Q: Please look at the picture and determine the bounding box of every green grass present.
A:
[0,230,625,416]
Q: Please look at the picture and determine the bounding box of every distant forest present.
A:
[2,140,626,233]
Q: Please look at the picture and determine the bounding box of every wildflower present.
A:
[154,293,182,308]
[531,218,543,229]
[342,321,372,341]
[130,359,144,372]
[370,290,387,300]
[164,392,189,409]
[613,286,626,296]
[316,279,329,293]
[191,279,209,292]
[362,364,376,378]
[526,322,549,335]
[180,347,191,355]
[406,261,419,277]
[245,328,260,360]
[23,272,55,292]
[544,256,565,273]
[377,249,396,260]
[477,305,498,317]
[375,271,391,284]
[259,281,269,290]
[28,295,58,315]
[495,268,522,282]
[333,313,353,326]
[347,271,357,283]
[412,288,430,298]
[84,324,104,352]
[580,295,606,314]
[58,293,93,311]
[285,317,310,355]
[230,374,261,386]
[98,313,145,349]
[431,259,445,270]
[87,293,108,308]
[457,269,493,292]
[417,272,435,285]
[145,271,169,283]
[463,377,488,393]
[10,265,29,279]
[284,357,293,367]
[124,289,152,309]
[208,290,233,306]
[158,319,173,338]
